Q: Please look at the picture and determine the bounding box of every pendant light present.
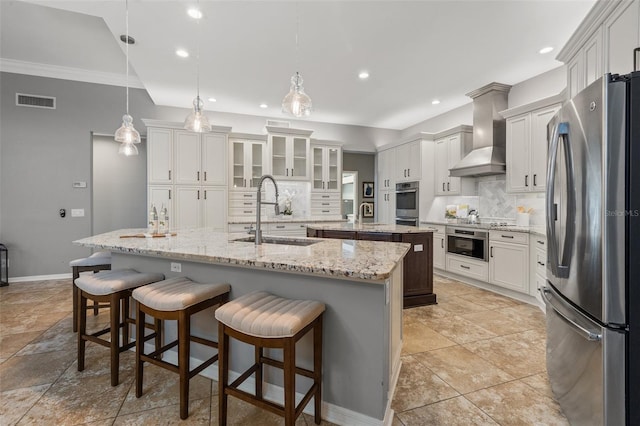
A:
[184,0,211,132]
[282,2,312,118]
[115,0,140,156]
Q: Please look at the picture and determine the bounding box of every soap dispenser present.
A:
[148,204,159,234]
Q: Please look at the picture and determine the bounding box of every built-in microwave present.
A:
[395,181,419,221]
[446,227,488,261]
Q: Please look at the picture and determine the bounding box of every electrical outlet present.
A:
[170,262,181,272]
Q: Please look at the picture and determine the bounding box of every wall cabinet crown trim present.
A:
[228,132,267,141]
[142,119,232,133]
[434,124,473,140]
[265,125,313,136]
[499,91,567,119]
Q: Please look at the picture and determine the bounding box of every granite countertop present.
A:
[307,222,437,234]
[228,217,347,224]
[74,228,410,282]
[422,220,546,237]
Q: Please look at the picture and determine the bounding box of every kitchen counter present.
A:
[74,227,409,281]
[228,217,347,224]
[74,228,405,424]
[422,220,545,236]
[307,222,437,233]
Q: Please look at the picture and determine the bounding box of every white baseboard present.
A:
[9,273,71,283]
[144,343,386,425]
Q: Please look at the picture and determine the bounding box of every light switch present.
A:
[71,209,85,217]
[414,244,423,252]
[73,181,87,188]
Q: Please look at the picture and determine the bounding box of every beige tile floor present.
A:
[0,275,568,425]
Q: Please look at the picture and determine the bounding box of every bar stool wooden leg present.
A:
[178,310,190,420]
[122,296,130,345]
[136,306,145,398]
[77,289,87,371]
[283,339,296,426]
[110,292,121,386]
[72,269,80,333]
[218,322,229,426]
[255,345,263,399]
[314,316,323,425]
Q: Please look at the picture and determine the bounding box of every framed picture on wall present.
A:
[363,182,374,198]
[363,202,374,218]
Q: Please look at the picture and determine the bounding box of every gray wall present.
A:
[92,134,147,234]
[0,72,395,278]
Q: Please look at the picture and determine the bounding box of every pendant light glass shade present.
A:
[184,96,211,132]
[116,0,140,156]
[115,114,141,144]
[282,72,312,117]
[118,141,139,156]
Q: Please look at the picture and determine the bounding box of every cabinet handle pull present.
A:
[533,174,537,186]
[447,182,450,191]
[404,169,407,177]
[204,171,207,181]
[537,240,544,245]
[243,194,252,198]
[244,202,252,206]
[291,168,294,176]
[286,168,289,176]
[322,210,330,213]
[408,168,410,177]
[322,203,330,206]
[204,190,207,200]
[197,190,200,200]
[525,175,529,187]
[490,246,494,258]
[244,179,247,187]
[323,181,325,189]
[244,210,252,214]
[168,170,171,180]
[322,195,330,198]
[197,171,200,181]
[169,189,171,199]
[501,235,515,239]
[443,183,445,192]
[441,239,444,248]
[276,225,285,229]
[538,261,546,266]
[460,265,470,270]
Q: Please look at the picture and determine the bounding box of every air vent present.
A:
[266,119,289,128]
[16,93,56,109]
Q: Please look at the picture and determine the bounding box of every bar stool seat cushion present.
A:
[215,291,325,338]
[132,277,231,311]
[69,251,112,267]
[75,269,164,295]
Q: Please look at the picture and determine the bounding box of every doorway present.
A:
[342,171,358,223]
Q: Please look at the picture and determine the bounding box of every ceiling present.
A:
[1,0,596,130]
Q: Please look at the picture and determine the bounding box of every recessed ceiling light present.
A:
[176,49,189,58]
[208,97,217,103]
[432,99,441,105]
[358,71,370,80]
[539,46,554,54]
[259,103,268,109]
[187,8,203,19]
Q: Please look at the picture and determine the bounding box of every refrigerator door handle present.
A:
[546,122,574,279]
[540,287,602,342]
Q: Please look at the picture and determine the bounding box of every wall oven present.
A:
[446,227,488,261]
[396,181,419,226]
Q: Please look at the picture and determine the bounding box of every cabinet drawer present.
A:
[310,199,340,209]
[229,207,260,217]
[430,224,446,235]
[532,236,546,249]
[229,191,258,200]
[228,223,254,233]
[229,199,257,209]
[446,255,489,281]
[535,248,547,277]
[311,207,341,216]
[490,230,529,245]
[310,192,341,201]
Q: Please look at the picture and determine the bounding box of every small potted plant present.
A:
[281,190,295,218]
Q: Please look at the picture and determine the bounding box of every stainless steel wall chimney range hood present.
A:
[449,82,512,177]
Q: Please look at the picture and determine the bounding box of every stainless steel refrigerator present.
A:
[542,71,640,426]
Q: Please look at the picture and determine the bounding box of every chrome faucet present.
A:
[255,175,281,245]
[356,202,373,224]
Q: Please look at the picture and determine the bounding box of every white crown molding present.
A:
[264,125,314,137]
[499,91,566,119]
[0,58,145,89]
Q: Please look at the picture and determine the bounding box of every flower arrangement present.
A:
[281,189,296,216]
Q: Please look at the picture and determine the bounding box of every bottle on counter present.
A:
[148,204,159,234]
[159,204,168,234]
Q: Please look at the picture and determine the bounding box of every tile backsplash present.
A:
[425,176,545,226]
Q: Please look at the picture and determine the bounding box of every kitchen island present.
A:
[307,223,437,307]
[74,228,408,426]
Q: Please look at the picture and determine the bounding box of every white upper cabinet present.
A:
[266,126,312,181]
[175,131,227,186]
[201,133,227,186]
[377,148,395,191]
[433,126,473,196]
[311,143,342,192]
[229,137,267,190]
[395,140,421,182]
[559,0,639,98]
[174,131,201,185]
[502,96,562,193]
[147,127,173,184]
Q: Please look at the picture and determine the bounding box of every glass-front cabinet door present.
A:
[231,141,245,188]
[312,147,324,189]
[292,137,307,178]
[327,148,339,190]
[250,142,263,188]
[271,135,287,177]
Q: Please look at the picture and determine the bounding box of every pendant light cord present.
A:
[295,1,299,75]
[196,0,201,100]
[125,0,130,116]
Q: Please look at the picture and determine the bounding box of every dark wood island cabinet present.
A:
[307,225,436,307]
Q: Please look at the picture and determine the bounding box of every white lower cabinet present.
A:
[148,185,173,229]
[489,231,529,293]
[530,235,547,306]
[310,192,341,217]
[175,186,227,231]
[446,255,489,282]
[432,225,446,270]
[378,191,395,224]
[202,188,227,231]
[266,222,308,237]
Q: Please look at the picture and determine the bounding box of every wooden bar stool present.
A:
[76,269,164,386]
[215,291,325,426]
[70,251,112,332]
[132,277,231,420]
